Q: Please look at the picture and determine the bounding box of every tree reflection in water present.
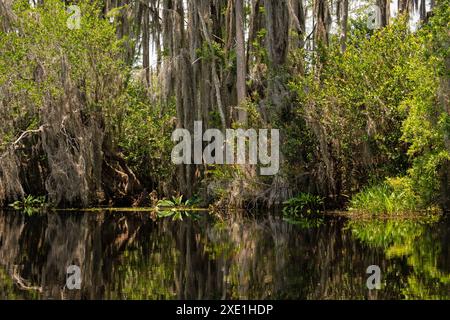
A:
[0,210,449,300]
[347,217,450,300]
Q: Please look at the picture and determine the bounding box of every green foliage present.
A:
[238,100,265,130]
[399,2,450,206]
[197,40,226,63]
[0,0,178,203]
[251,28,268,64]
[279,110,316,165]
[347,219,423,249]
[9,195,47,215]
[117,82,176,189]
[156,210,200,221]
[283,216,325,228]
[349,177,421,215]
[282,193,324,217]
[157,195,200,208]
[347,15,377,42]
[289,7,449,210]
[347,217,450,299]
[156,195,202,221]
[0,0,125,146]
[290,17,419,195]
[1,0,448,212]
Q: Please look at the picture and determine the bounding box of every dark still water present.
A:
[0,209,449,300]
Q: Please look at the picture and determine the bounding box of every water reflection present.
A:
[0,209,448,300]
[347,218,450,299]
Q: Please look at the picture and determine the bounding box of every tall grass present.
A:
[349,178,421,215]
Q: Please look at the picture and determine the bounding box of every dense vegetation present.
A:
[0,0,448,214]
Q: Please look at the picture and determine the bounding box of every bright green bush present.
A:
[290,17,418,196]
[400,2,450,207]
[349,177,420,215]
[290,4,449,210]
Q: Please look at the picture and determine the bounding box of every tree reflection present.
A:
[347,217,450,299]
[0,210,449,300]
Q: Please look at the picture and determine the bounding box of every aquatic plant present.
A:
[9,195,47,215]
[282,193,324,227]
[156,195,203,221]
[282,193,324,217]
[156,195,201,209]
[156,210,200,221]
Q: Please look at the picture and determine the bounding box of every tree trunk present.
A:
[288,0,306,49]
[376,0,390,27]
[265,0,289,67]
[340,0,348,53]
[398,0,411,19]
[142,5,150,86]
[246,0,263,71]
[419,0,426,22]
[236,0,248,125]
[314,0,331,47]
[264,0,290,116]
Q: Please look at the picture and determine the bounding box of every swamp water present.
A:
[0,209,449,300]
